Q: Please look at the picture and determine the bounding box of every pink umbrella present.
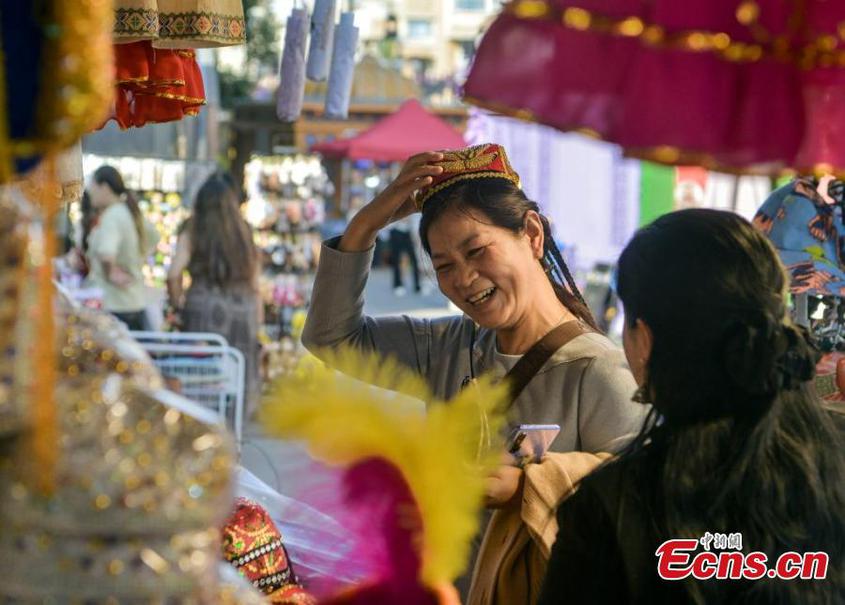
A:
[311,99,466,162]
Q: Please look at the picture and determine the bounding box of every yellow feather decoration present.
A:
[260,346,509,589]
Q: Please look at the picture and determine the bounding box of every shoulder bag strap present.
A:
[503,320,589,409]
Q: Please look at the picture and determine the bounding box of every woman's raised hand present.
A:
[340,151,443,252]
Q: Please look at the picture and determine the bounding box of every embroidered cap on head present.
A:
[415,143,521,210]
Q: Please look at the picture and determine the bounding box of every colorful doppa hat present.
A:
[415,143,521,209]
[753,179,845,297]
[222,497,316,604]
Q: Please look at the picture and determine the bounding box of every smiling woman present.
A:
[420,176,598,354]
[302,144,650,605]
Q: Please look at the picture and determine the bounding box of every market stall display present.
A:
[0,2,271,601]
[244,156,329,347]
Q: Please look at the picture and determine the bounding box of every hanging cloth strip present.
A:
[114,0,246,48]
[277,7,309,122]
[324,11,358,119]
[306,0,337,81]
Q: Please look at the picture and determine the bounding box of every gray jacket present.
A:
[302,238,650,455]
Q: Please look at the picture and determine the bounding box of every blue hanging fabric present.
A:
[305,0,337,82]
[276,8,309,122]
[324,12,358,119]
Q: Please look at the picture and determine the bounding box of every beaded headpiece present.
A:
[415,143,521,210]
[222,498,315,604]
[0,305,259,602]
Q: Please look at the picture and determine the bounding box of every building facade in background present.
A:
[354,0,498,104]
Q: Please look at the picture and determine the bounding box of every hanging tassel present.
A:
[324,12,358,120]
[305,0,337,82]
[276,8,309,122]
[27,155,59,497]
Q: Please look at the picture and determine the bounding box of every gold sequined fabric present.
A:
[0,189,31,438]
[0,306,244,602]
[6,0,115,165]
[34,0,114,152]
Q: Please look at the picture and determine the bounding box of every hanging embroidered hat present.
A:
[222,498,316,604]
[306,0,337,82]
[277,8,310,122]
[113,0,246,49]
[324,12,358,119]
[415,143,521,210]
[753,179,845,297]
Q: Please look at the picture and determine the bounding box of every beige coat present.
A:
[467,452,612,605]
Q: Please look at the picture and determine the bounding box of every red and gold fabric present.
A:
[114,0,246,48]
[415,143,522,209]
[464,0,845,176]
[103,41,205,129]
[222,498,316,604]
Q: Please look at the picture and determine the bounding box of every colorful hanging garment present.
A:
[114,0,246,48]
[102,41,206,129]
[464,0,845,175]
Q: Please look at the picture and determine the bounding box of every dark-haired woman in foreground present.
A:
[538,209,845,604]
[302,146,649,602]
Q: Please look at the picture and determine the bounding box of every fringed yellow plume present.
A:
[260,347,509,589]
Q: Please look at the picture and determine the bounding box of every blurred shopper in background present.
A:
[88,165,159,330]
[167,172,262,416]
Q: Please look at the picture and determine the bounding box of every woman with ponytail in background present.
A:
[88,165,159,330]
[303,145,648,604]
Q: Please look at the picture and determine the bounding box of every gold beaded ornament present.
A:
[0,302,262,602]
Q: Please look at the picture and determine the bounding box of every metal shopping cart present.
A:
[130,331,246,449]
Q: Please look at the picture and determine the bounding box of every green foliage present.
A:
[218,0,280,108]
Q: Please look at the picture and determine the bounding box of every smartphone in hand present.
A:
[507,424,560,466]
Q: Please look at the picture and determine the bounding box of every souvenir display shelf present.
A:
[243,155,331,379]
[139,189,189,289]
